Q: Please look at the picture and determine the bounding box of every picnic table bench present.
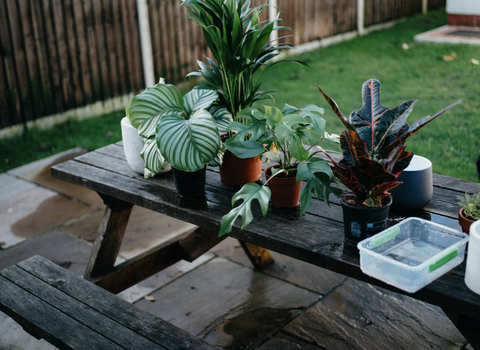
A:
[49,142,480,349]
[0,255,215,350]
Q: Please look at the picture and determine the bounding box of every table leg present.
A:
[84,197,133,280]
[239,241,274,269]
[442,308,480,349]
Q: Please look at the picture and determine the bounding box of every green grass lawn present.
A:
[258,10,480,182]
[1,9,479,182]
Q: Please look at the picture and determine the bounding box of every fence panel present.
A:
[0,0,144,129]
[1,0,446,130]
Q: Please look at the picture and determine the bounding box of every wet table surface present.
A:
[51,142,480,348]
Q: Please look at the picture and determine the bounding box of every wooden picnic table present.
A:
[51,142,480,349]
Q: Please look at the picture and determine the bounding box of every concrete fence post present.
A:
[136,0,155,88]
[269,0,278,43]
[357,0,365,35]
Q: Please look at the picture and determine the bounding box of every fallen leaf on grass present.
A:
[144,295,155,302]
[402,43,409,50]
[443,52,457,61]
[471,59,479,65]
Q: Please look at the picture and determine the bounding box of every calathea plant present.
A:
[126,79,229,174]
[317,78,460,207]
[218,104,342,237]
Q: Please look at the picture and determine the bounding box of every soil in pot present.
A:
[265,165,301,208]
[171,167,206,198]
[340,192,392,246]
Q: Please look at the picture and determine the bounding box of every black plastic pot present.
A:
[340,192,393,246]
[171,166,206,198]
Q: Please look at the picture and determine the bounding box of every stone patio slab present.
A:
[283,278,467,350]
[60,205,197,259]
[0,187,94,249]
[0,173,37,201]
[8,147,103,207]
[135,258,319,349]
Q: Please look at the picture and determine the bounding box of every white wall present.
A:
[447,0,480,15]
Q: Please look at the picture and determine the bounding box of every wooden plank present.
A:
[240,241,275,269]
[148,0,163,82]
[442,309,480,350]
[6,0,32,123]
[92,0,110,100]
[126,0,143,90]
[111,0,127,95]
[18,256,215,350]
[50,157,480,317]
[0,275,123,350]
[1,265,165,350]
[178,226,227,262]
[72,0,92,104]
[0,0,14,128]
[82,0,101,100]
[42,0,64,114]
[103,0,119,97]
[84,200,133,279]
[18,0,43,120]
[30,0,54,116]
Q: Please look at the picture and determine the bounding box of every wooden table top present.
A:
[51,142,480,319]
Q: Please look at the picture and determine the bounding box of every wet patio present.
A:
[0,148,473,349]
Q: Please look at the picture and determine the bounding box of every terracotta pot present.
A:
[459,208,475,234]
[265,165,301,208]
[219,150,262,186]
[340,192,392,246]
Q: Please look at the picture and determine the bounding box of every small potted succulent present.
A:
[458,192,480,234]
[317,79,459,245]
[126,80,224,198]
[182,0,305,186]
[218,103,342,237]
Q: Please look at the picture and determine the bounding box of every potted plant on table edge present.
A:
[182,0,306,186]
[458,192,480,234]
[126,79,227,198]
[218,102,342,237]
[317,78,460,245]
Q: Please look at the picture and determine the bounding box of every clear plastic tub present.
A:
[357,217,469,293]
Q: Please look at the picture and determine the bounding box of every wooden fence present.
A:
[0,0,446,130]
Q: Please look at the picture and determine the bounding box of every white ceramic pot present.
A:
[390,155,433,212]
[465,220,480,295]
[121,117,171,175]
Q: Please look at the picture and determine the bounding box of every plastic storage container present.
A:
[357,217,469,293]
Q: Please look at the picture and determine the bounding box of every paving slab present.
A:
[60,205,197,259]
[0,187,94,249]
[0,173,37,201]
[135,258,319,349]
[0,311,58,350]
[258,332,322,349]
[8,147,103,207]
[283,278,467,350]
[211,237,346,295]
[0,230,93,276]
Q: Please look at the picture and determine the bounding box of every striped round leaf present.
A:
[127,83,184,138]
[156,109,220,172]
[209,105,233,133]
[140,137,165,174]
[184,88,219,114]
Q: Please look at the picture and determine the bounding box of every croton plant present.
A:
[317,79,460,207]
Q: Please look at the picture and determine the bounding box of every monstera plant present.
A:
[317,79,459,244]
[126,80,226,197]
[218,103,342,237]
[182,0,306,186]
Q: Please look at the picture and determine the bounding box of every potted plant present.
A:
[218,103,342,237]
[182,0,305,186]
[126,79,223,197]
[317,79,459,245]
[458,192,480,234]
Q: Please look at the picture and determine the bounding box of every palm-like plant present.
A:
[182,0,303,120]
